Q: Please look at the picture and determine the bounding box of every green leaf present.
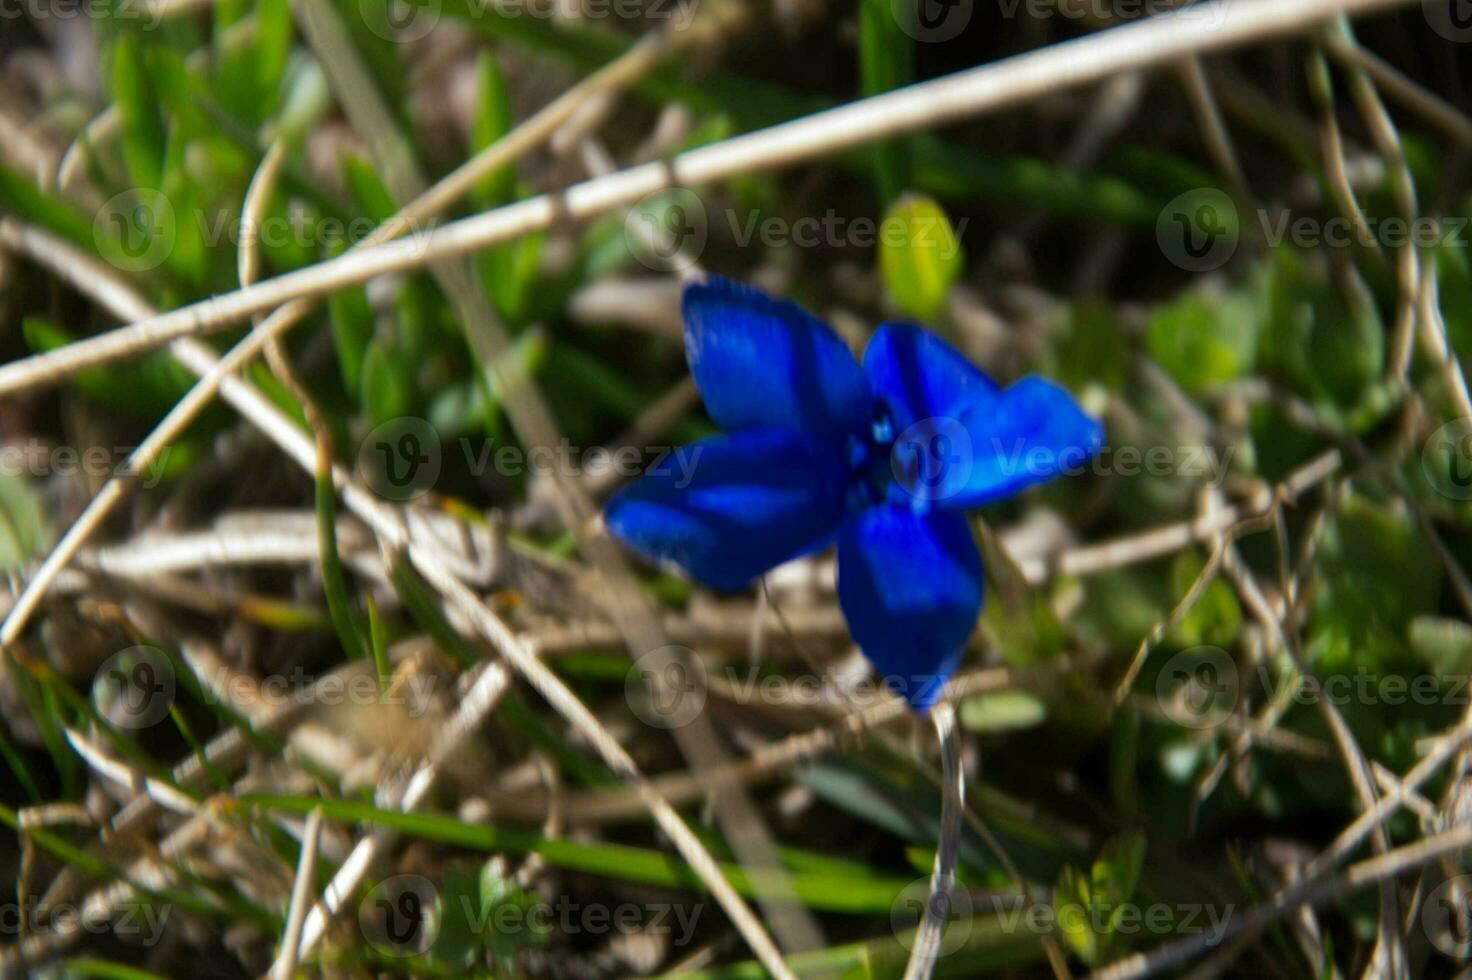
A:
[342,154,398,223]
[428,378,491,439]
[1165,550,1242,648]
[0,163,94,248]
[255,0,296,115]
[460,328,544,439]
[330,0,408,111]
[0,471,49,575]
[801,759,1070,883]
[1409,616,1472,676]
[112,33,166,189]
[426,863,503,968]
[1313,494,1440,646]
[245,362,309,433]
[316,442,365,661]
[1262,250,1383,407]
[1435,241,1472,365]
[242,792,918,913]
[958,691,1047,733]
[1076,568,1168,651]
[470,50,516,210]
[470,862,548,968]
[1091,831,1145,908]
[1054,865,1097,964]
[879,193,963,322]
[979,580,1069,667]
[214,0,249,29]
[366,594,392,693]
[328,275,375,395]
[859,0,913,202]
[1052,300,1128,392]
[360,339,414,427]
[394,276,442,362]
[142,47,206,133]
[23,316,196,419]
[1053,833,1145,966]
[387,558,480,668]
[1146,286,1259,394]
[256,187,322,273]
[61,958,169,980]
[0,716,41,803]
[10,667,79,798]
[483,223,544,327]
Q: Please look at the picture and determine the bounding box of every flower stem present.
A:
[903,700,962,980]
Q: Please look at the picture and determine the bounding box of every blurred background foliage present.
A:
[2,0,1472,975]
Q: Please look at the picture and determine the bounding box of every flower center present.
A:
[845,400,907,512]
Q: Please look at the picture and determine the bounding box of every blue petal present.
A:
[605,428,851,592]
[863,323,999,434]
[683,277,871,441]
[911,376,1104,509]
[837,504,983,712]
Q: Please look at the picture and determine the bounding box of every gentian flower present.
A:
[606,277,1103,711]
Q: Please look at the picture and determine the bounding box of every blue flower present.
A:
[605,277,1104,711]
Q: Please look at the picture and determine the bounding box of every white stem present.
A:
[269,805,323,980]
[903,701,963,980]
